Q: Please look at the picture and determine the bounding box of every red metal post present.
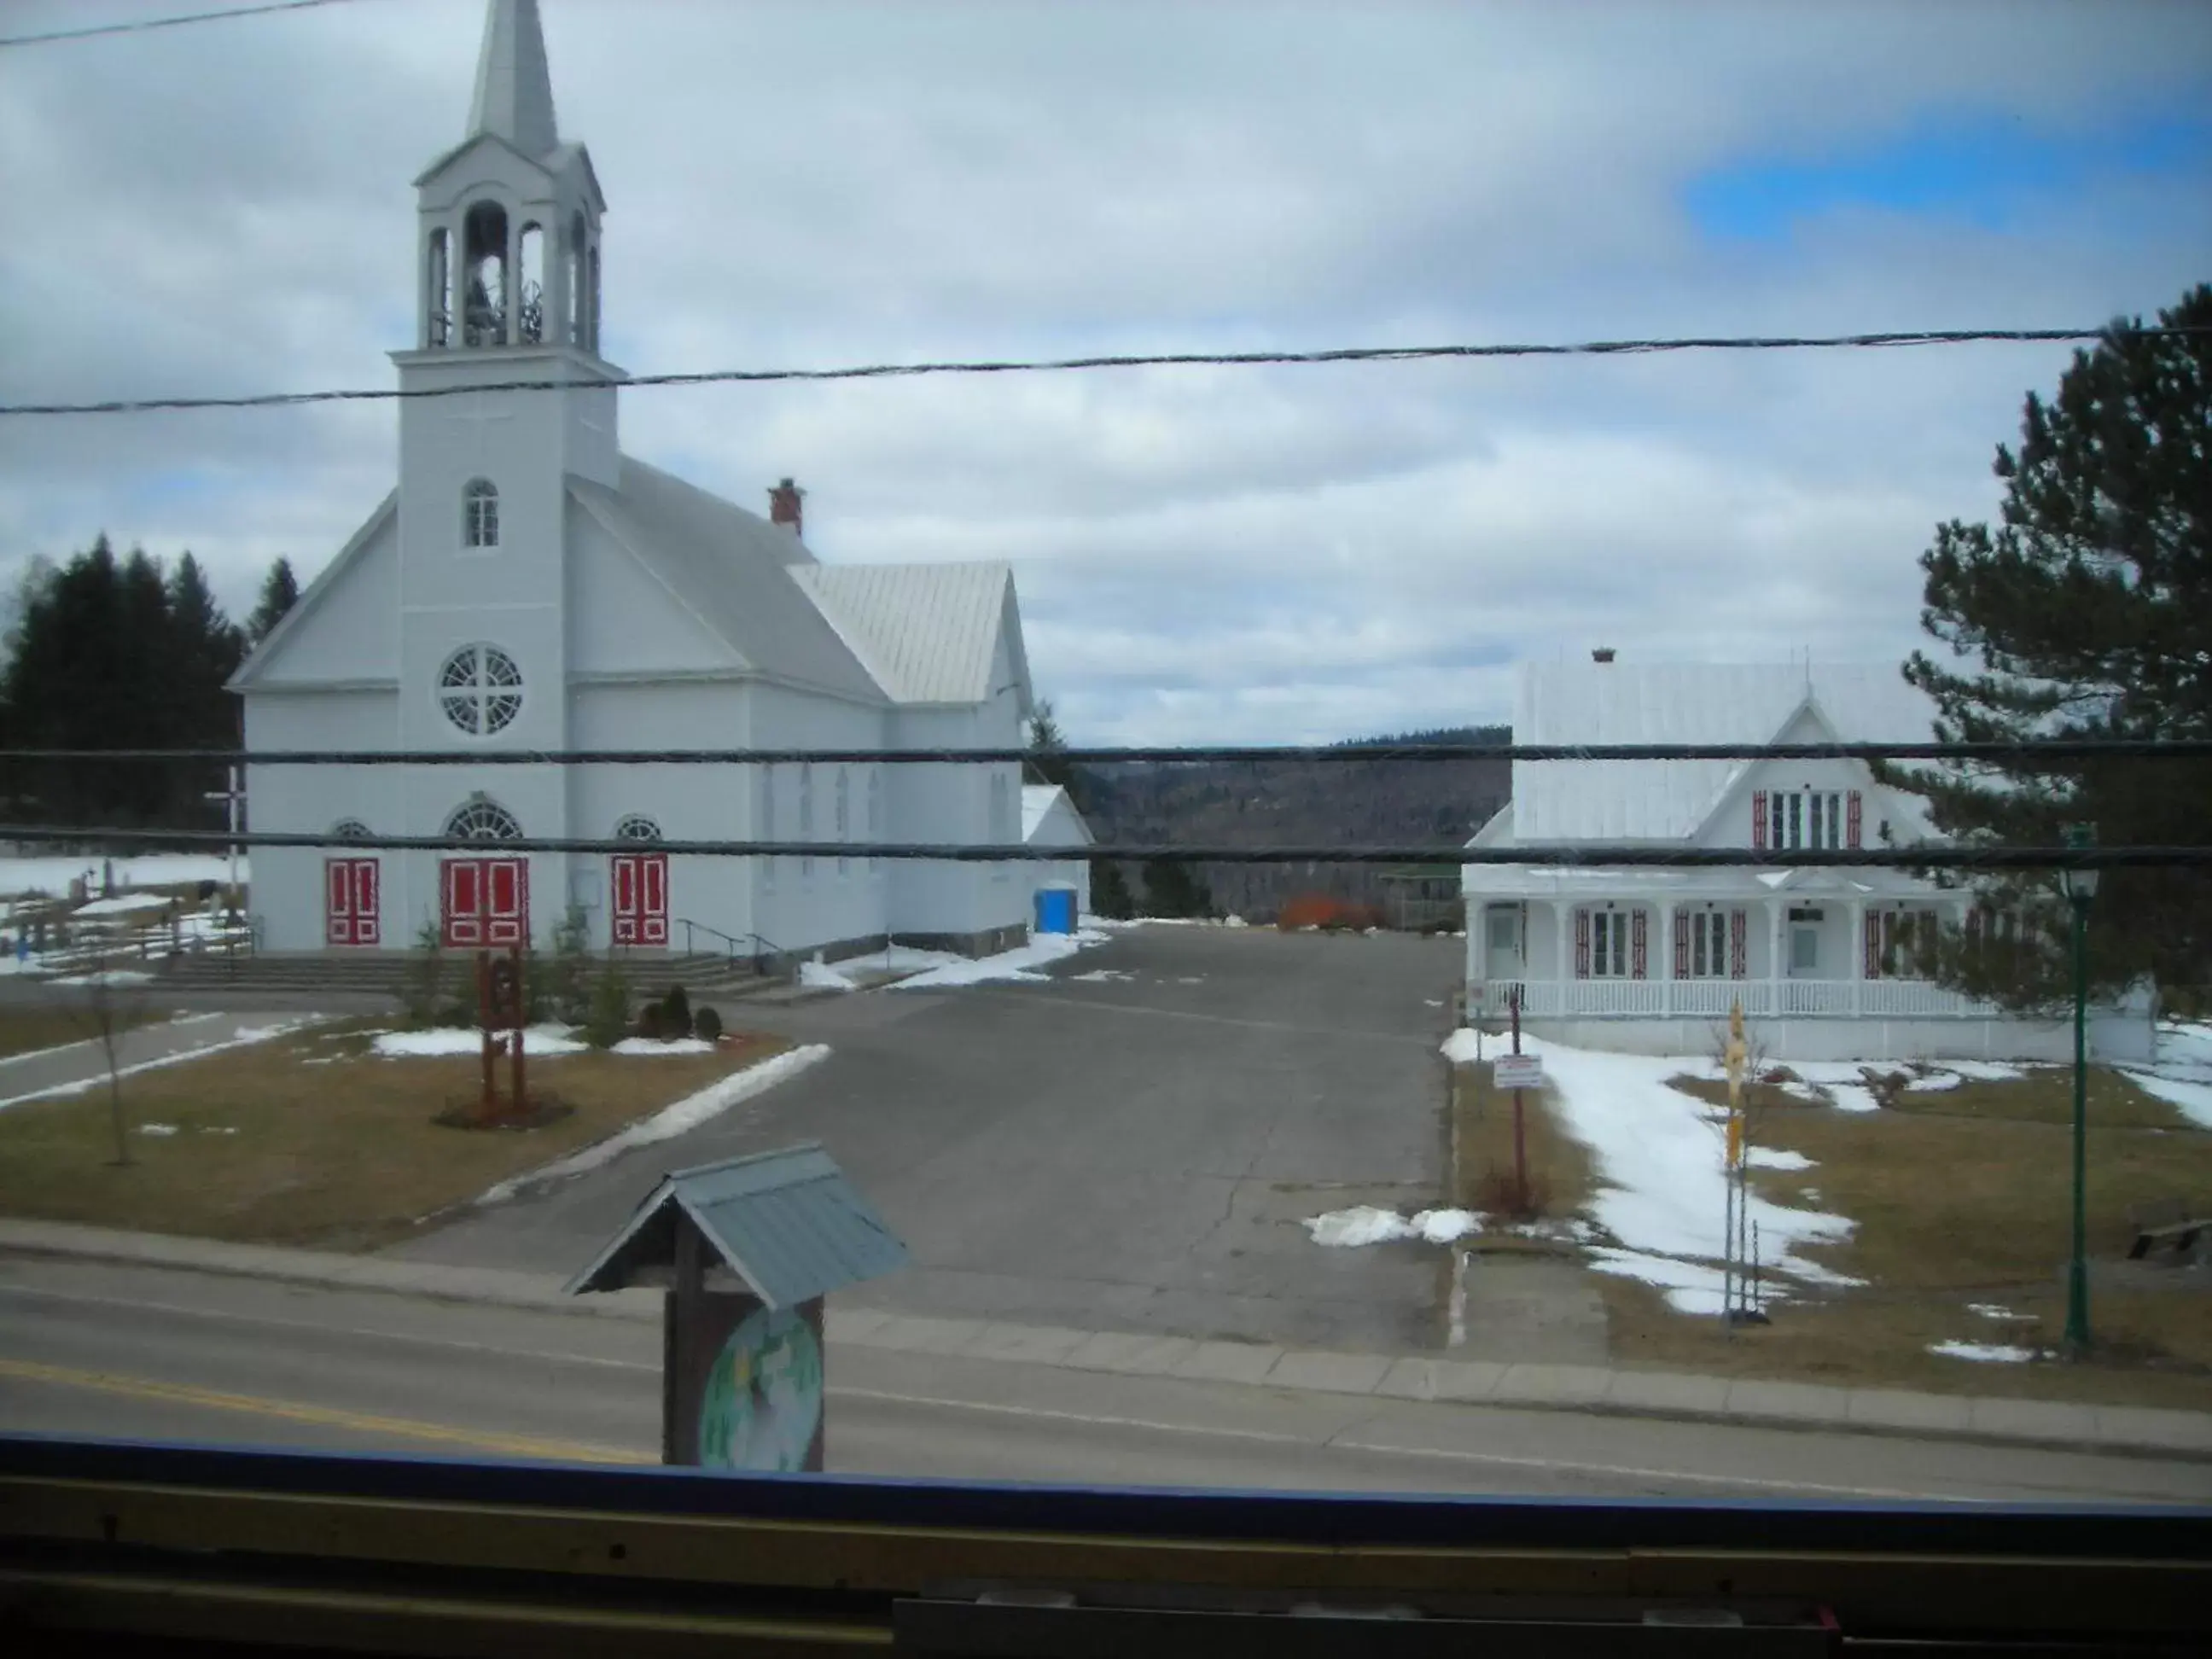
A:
[476,951,494,1123]
[509,943,526,1117]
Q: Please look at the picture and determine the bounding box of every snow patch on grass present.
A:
[799,958,856,992]
[610,1036,717,1056]
[1744,1146,1814,1172]
[1968,1303,2034,1322]
[374,1024,587,1058]
[1439,1028,1484,1065]
[1930,1340,2040,1363]
[0,1017,323,1112]
[1304,1205,1483,1248]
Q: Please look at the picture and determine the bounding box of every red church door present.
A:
[442,857,529,948]
[611,852,668,946]
[324,858,380,946]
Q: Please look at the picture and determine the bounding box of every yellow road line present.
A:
[0,1356,651,1465]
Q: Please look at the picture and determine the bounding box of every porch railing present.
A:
[1473,977,2002,1020]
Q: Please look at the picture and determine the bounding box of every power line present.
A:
[0,0,359,49]
[0,824,2200,868]
[6,740,2209,766]
[9,327,2205,420]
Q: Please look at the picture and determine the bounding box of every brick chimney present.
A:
[768,477,804,537]
[1592,647,1616,664]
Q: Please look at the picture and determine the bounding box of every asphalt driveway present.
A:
[391,926,1464,1352]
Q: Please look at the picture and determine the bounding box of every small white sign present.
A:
[1493,1054,1544,1091]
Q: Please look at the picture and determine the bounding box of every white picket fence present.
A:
[1474,977,2000,1021]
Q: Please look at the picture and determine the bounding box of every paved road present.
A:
[0,1009,316,1104]
[3,1254,2206,1505]
[395,928,1464,1351]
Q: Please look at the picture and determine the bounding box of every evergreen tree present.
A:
[1141,856,1212,919]
[246,556,300,645]
[1025,696,1076,789]
[1091,858,1136,920]
[1879,282,2212,1011]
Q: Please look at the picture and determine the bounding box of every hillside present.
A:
[1070,725,1510,921]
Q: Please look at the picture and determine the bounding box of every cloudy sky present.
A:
[2,0,2207,743]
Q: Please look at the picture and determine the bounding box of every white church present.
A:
[231,0,1038,966]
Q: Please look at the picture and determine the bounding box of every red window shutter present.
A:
[1865,910,1883,980]
[1846,789,1863,849]
[1631,910,1647,980]
[1751,790,1767,850]
[1673,908,1690,979]
[1574,907,1590,979]
[1729,908,1747,980]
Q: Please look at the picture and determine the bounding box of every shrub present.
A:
[545,905,591,1023]
[660,985,692,1039]
[584,956,630,1050]
[692,1005,723,1043]
[636,1003,666,1042]
[402,921,448,1027]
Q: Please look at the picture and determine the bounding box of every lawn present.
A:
[1451,1054,1596,1237]
[0,1005,166,1062]
[1599,1067,2212,1411]
[0,1019,789,1251]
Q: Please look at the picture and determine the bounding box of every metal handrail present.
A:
[673,917,786,970]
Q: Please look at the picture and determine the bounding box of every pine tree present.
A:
[1025,697,1075,789]
[1879,282,2212,1012]
[1091,858,1135,919]
[246,556,300,645]
[1141,856,1211,919]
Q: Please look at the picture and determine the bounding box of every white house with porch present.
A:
[229,0,1033,968]
[1462,656,2155,1064]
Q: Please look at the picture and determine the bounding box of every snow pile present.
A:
[49,969,155,987]
[799,958,857,992]
[1438,1028,1484,1065]
[888,929,1108,989]
[610,1035,717,1056]
[1304,1205,1483,1247]
[1968,1303,2034,1322]
[0,853,247,898]
[1071,969,1132,983]
[1904,1073,1965,1093]
[1512,1034,1860,1313]
[1744,1146,1814,1172]
[137,1123,179,1137]
[74,894,171,917]
[476,1044,831,1202]
[2122,1022,2212,1128]
[1929,1340,2039,1364]
[374,1024,588,1058]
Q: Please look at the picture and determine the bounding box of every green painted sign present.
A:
[696,1305,824,1472]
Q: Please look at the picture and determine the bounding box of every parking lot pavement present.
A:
[393,925,1469,1353]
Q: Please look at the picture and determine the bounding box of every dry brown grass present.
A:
[0,1018,789,1251]
[0,1005,165,1061]
[1451,1057,1596,1237]
[1604,1068,2212,1411]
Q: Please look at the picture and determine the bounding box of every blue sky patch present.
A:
[1685,108,2212,239]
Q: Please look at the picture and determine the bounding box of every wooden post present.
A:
[1510,983,1528,1214]
[508,943,526,1115]
[666,1218,701,1465]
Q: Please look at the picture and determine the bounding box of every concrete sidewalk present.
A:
[4,1216,2208,1462]
[0,1012,318,1104]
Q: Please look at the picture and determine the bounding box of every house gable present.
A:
[1694,695,1925,853]
[230,492,399,690]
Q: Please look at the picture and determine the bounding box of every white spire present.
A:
[468,0,559,158]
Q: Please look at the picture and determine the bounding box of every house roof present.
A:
[789,561,1021,705]
[1022,784,1092,844]
[569,457,887,702]
[565,1143,909,1306]
[1509,662,1939,841]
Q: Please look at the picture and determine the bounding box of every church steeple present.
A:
[468,0,560,159]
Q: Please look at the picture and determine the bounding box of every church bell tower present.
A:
[388,0,622,759]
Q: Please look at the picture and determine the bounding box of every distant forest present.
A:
[1070,725,1510,921]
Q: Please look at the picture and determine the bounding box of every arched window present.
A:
[425,229,451,347]
[445,795,522,841]
[567,212,586,346]
[330,819,371,842]
[462,200,509,346]
[586,244,601,349]
[517,223,545,343]
[463,479,499,549]
[835,768,850,875]
[614,814,661,842]
[437,643,524,736]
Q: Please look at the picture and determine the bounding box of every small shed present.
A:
[566,1143,907,1471]
[1022,783,1094,918]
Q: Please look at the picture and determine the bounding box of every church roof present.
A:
[790,562,1022,705]
[1506,661,1938,842]
[469,0,559,160]
[569,457,886,703]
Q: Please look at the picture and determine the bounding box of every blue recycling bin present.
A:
[1034,885,1078,934]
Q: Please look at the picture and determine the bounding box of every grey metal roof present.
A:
[570,457,888,703]
[566,1142,908,1307]
[789,561,1018,704]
